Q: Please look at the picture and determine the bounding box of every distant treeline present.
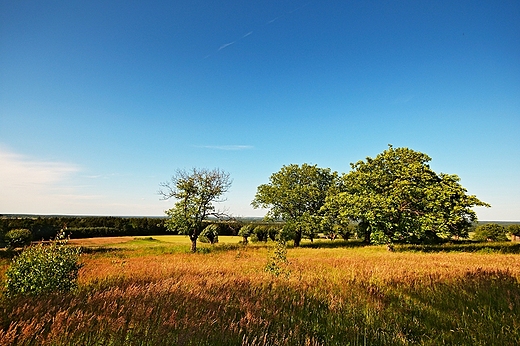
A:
[0,216,170,240]
[0,215,256,241]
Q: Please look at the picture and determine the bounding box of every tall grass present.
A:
[1,241,519,345]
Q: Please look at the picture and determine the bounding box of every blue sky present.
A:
[1,0,519,220]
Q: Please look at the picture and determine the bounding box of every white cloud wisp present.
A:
[0,147,81,214]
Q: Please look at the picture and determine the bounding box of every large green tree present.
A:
[251,164,338,246]
[159,168,232,252]
[327,146,490,244]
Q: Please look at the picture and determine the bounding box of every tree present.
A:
[473,223,508,242]
[200,224,219,244]
[238,224,255,244]
[508,224,520,238]
[327,146,490,244]
[159,168,232,252]
[4,229,32,250]
[251,164,338,247]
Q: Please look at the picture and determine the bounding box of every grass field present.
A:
[1,236,519,345]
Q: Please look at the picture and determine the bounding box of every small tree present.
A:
[473,223,508,242]
[238,224,255,244]
[4,237,82,297]
[265,241,290,278]
[4,229,32,250]
[200,224,219,244]
[508,224,520,239]
[252,225,272,242]
[159,168,232,252]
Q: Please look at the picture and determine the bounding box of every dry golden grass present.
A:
[78,245,520,285]
[1,240,519,345]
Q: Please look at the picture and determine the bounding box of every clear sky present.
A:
[1,0,519,220]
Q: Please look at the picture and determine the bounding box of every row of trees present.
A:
[252,146,490,246]
[0,216,169,242]
[162,146,492,251]
[473,223,520,242]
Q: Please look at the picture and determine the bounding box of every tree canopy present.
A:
[159,168,232,252]
[251,163,338,246]
[473,223,508,242]
[325,146,490,244]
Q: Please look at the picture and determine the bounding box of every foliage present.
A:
[67,227,122,238]
[473,223,508,242]
[4,229,32,249]
[238,224,255,244]
[509,224,520,237]
[0,216,168,241]
[320,214,355,241]
[160,168,232,252]
[252,163,338,246]
[199,224,219,244]
[326,145,490,244]
[4,240,82,297]
[264,241,290,278]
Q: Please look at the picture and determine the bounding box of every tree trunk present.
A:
[294,229,302,247]
[363,231,371,244]
[190,235,197,253]
[359,221,371,244]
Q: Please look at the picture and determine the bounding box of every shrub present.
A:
[238,224,255,244]
[265,241,290,278]
[4,242,82,297]
[4,228,32,249]
[253,225,270,242]
[473,223,508,242]
[199,224,219,244]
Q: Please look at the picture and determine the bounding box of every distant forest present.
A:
[0,215,169,240]
[0,215,263,241]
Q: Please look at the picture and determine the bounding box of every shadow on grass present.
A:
[299,239,368,249]
[197,243,245,254]
[395,242,520,254]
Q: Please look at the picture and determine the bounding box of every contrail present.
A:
[218,42,235,51]
[203,1,313,59]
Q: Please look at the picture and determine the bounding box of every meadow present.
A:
[1,236,519,345]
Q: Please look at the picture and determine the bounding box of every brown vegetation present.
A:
[1,241,519,345]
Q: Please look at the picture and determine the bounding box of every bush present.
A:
[253,225,270,242]
[473,223,508,242]
[238,224,255,244]
[265,241,290,278]
[199,224,219,244]
[4,242,82,297]
[4,228,32,249]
